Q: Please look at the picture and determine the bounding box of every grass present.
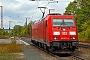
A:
[0,43,25,60]
[0,36,26,60]
[0,53,25,60]
[0,35,9,39]
[0,44,23,53]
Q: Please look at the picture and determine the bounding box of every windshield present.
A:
[52,18,74,26]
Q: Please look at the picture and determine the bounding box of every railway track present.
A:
[71,54,84,60]
[20,37,87,60]
[30,43,64,60]
[31,43,85,60]
[79,44,90,49]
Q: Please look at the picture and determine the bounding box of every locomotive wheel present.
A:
[39,43,42,48]
[41,43,43,48]
[44,44,47,51]
[36,42,39,46]
[42,43,44,49]
[38,42,40,47]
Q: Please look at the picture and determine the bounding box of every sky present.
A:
[0,0,74,29]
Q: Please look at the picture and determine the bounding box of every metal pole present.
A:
[25,17,30,36]
[9,21,12,37]
[26,17,27,35]
[9,21,11,36]
[0,6,3,29]
[49,9,55,14]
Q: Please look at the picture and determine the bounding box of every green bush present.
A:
[79,27,90,42]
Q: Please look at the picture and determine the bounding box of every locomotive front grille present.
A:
[52,42,60,46]
[51,41,72,48]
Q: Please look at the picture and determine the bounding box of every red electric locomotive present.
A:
[31,13,78,54]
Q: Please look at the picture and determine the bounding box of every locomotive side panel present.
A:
[32,22,43,42]
[37,22,43,40]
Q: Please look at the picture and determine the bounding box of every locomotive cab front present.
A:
[48,15,78,53]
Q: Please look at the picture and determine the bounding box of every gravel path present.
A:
[23,46,46,60]
[23,45,60,60]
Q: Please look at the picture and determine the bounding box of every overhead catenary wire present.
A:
[28,1,41,19]
[28,0,72,21]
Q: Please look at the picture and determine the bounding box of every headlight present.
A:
[54,37,57,40]
[53,32,60,35]
[70,31,76,35]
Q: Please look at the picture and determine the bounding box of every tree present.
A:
[64,0,90,41]
[64,1,77,16]
[27,21,32,36]
[12,25,23,36]
[11,21,32,37]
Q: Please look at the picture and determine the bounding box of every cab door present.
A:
[43,21,47,41]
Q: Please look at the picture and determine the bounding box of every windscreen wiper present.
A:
[58,19,69,29]
[58,19,64,29]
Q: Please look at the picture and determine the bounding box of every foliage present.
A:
[20,27,26,36]
[0,28,9,39]
[3,31,9,36]
[11,25,23,36]
[64,0,90,42]
[0,29,3,35]
[11,21,32,37]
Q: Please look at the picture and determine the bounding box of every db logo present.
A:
[62,32,67,35]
